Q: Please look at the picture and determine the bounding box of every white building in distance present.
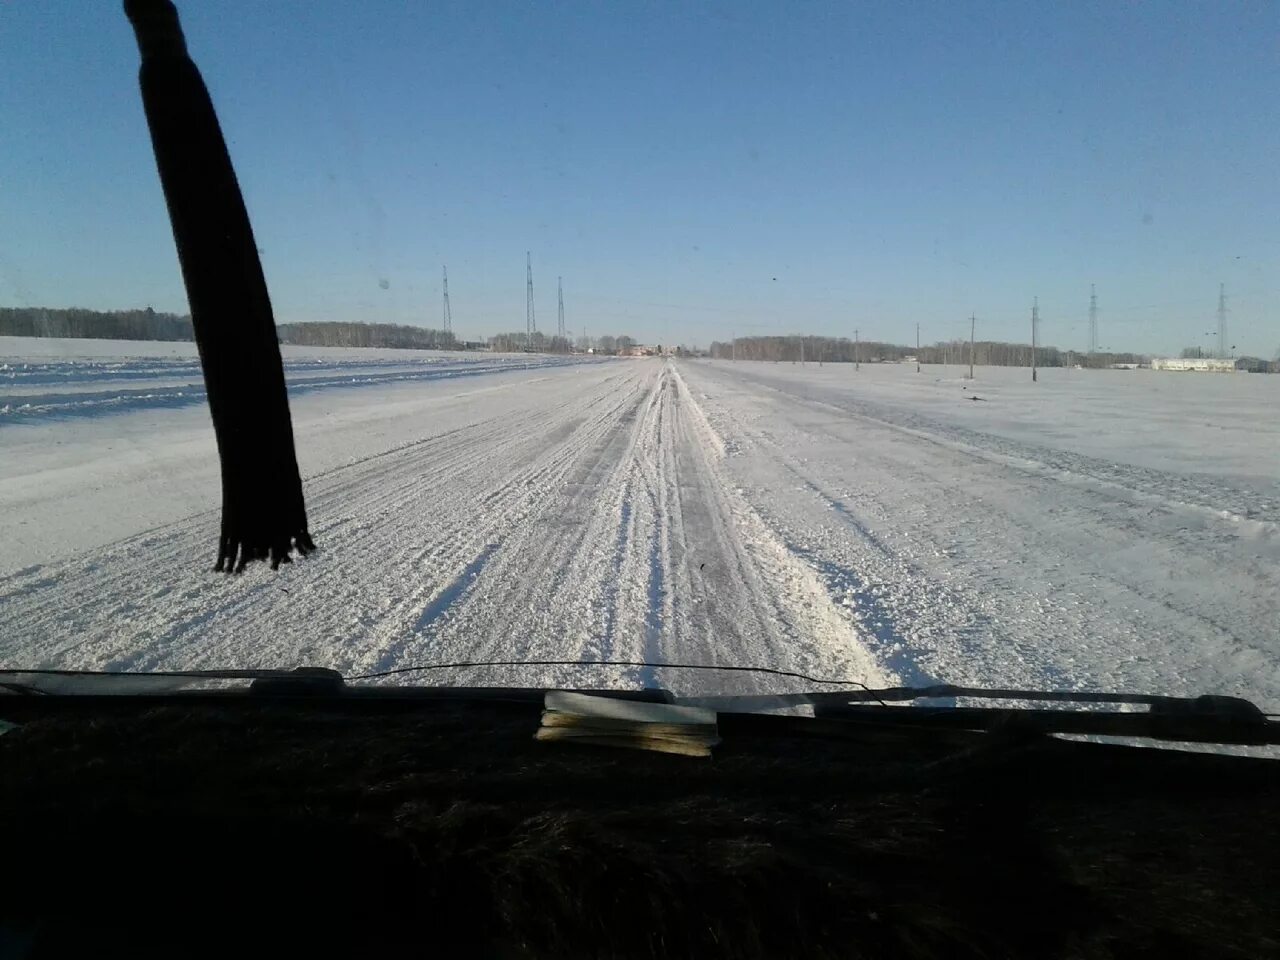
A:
[1150,357,1238,372]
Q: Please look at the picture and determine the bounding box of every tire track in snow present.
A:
[0,365,649,673]
[355,371,656,677]
[401,364,666,690]
[0,398,556,668]
[652,363,889,694]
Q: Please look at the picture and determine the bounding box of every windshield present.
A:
[1,2,1277,710]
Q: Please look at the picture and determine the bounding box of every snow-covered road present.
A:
[2,344,1277,706]
[0,352,883,695]
[681,360,1279,706]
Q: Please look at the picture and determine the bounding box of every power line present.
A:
[441,265,452,334]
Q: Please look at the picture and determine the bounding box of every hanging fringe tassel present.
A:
[124,0,315,572]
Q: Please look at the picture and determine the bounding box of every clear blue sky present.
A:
[2,0,1277,355]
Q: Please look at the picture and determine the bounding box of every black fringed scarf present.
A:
[124,0,315,572]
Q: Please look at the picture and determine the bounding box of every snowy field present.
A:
[0,336,581,417]
[1,338,1277,710]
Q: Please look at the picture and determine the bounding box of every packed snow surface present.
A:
[2,339,1277,706]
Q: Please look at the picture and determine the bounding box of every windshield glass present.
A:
[1,1,1277,707]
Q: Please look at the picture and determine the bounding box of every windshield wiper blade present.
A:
[0,681,49,696]
[798,688,1277,747]
[689,684,1267,713]
[674,685,1279,747]
[0,668,299,680]
[812,705,1278,747]
[346,659,870,688]
[0,667,303,697]
[809,684,1255,710]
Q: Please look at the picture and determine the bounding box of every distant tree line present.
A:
[277,322,457,350]
[708,335,1144,369]
[0,306,193,341]
[489,331,637,355]
[589,335,636,355]
[0,308,465,351]
[488,331,574,354]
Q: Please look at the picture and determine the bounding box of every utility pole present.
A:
[1031,297,1039,382]
[1217,283,1228,359]
[1088,284,1098,354]
[916,323,920,372]
[969,314,976,379]
[525,252,536,338]
[800,336,805,364]
[442,265,452,334]
[855,329,860,371]
[731,333,736,362]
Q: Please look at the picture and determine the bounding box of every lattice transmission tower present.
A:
[526,252,536,337]
[557,277,565,338]
[1088,284,1098,354]
[1217,283,1228,359]
[442,265,452,333]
